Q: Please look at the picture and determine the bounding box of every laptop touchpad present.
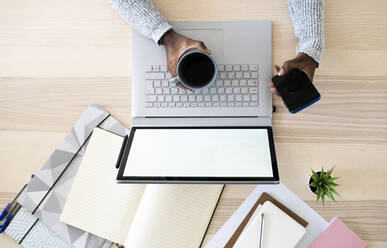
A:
[179,29,223,58]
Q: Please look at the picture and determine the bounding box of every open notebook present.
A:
[60,128,223,247]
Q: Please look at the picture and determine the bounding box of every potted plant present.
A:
[309,167,339,206]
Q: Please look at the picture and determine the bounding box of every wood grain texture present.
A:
[0,0,386,247]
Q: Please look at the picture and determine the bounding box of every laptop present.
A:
[117,21,279,184]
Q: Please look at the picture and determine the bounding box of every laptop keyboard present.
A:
[145,64,259,108]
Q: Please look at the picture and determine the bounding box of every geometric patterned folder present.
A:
[13,103,130,248]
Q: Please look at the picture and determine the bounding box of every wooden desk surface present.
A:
[1,0,386,247]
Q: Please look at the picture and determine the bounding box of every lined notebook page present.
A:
[124,184,223,248]
[60,128,146,244]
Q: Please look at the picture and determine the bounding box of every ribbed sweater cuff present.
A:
[152,21,172,45]
[297,42,323,65]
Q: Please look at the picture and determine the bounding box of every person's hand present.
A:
[269,52,318,96]
[160,29,211,90]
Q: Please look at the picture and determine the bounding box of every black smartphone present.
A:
[272,68,321,114]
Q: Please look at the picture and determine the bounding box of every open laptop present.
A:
[117,21,278,184]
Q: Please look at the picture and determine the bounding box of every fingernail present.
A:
[279,68,285,76]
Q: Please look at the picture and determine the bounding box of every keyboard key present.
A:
[153,65,160,72]
[221,102,227,107]
[235,94,243,101]
[212,95,219,101]
[233,65,240,71]
[251,94,258,101]
[190,102,198,107]
[224,80,231,86]
[198,102,205,107]
[146,66,152,72]
[204,95,211,102]
[228,72,235,79]
[226,65,232,71]
[171,87,178,94]
[240,79,247,86]
[173,95,180,102]
[161,102,168,107]
[249,64,258,71]
[220,95,227,101]
[227,102,234,107]
[176,102,183,107]
[181,95,188,102]
[154,80,161,87]
[241,64,248,71]
[210,87,217,94]
[213,102,220,107]
[157,95,165,102]
[154,102,161,107]
[155,88,163,94]
[249,87,258,93]
[163,88,170,94]
[202,88,209,94]
[160,65,167,72]
[241,87,248,94]
[242,102,249,107]
[146,73,164,79]
[165,95,172,102]
[243,72,251,79]
[233,88,241,94]
[161,80,168,87]
[146,102,153,107]
[146,88,154,94]
[236,72,243,79]
[220,72,227,79]
[197,95,204,101]
[227,95,234,101]
[218,87,225,94]
[248,80,258,86]
[146,95,157,102]
[218,64,225,71]
[205,102,212,107]
[235,102,242,107]
[251,72,258,78]
[166,72,172,79]
[146,80,153,88]
[250,102,258,106]
[226,87,233,94]
[188,95,195,102]
[178,88,186,94]
[232,80,239,86]
[168,102,175,107]
[216,80,223,86]
[183,102,190,107]
[243,94,250,101]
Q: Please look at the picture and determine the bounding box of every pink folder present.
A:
[309,218,366,248]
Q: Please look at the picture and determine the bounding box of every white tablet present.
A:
[116,127,279,184]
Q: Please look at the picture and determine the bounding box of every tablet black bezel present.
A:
[116,126,279,184]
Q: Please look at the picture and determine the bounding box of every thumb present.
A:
[197,41,211,55]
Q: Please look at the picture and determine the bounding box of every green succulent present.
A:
[309,167,339,206]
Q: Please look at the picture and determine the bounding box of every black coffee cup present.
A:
[168,49,217,90]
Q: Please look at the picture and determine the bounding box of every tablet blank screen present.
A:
[123,128,274,178]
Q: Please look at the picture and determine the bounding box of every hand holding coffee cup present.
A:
[160,30,215,91]
[169,49,217,91]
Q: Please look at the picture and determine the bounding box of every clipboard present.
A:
[225,192,308,248]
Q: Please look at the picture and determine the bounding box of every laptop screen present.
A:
[117,127,279,183]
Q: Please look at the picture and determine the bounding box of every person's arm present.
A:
[270,0,325,95]
[108,0,172,44]
[108,0,210,90]
[288,0,324,64]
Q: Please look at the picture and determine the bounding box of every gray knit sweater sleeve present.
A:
[108,0,172,44]
[288,0,325,64]
[108,0,324,63]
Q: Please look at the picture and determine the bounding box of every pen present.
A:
[258,212,264,248]
[0,203,10,221]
